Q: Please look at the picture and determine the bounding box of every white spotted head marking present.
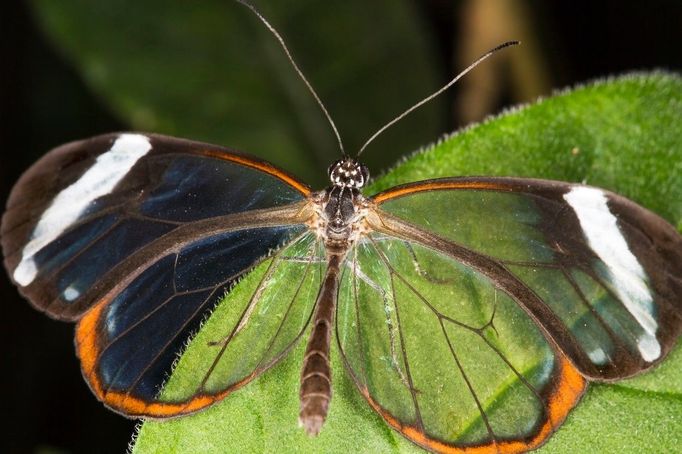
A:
[327,158,369,189]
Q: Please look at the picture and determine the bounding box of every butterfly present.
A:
[2,2,681,454]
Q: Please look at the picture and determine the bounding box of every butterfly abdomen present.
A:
[299,252,343,436]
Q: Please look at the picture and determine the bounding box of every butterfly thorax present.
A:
[312,158,370,253]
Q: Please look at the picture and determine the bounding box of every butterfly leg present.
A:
[349,257,411,389]
[402,240,457,285]
[280,256,326,264]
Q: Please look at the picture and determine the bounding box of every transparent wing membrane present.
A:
[348,176,682,451]
[77,230,324,417]
[162,232,323,400]
[337,235,581,449]
[373,178,682,380]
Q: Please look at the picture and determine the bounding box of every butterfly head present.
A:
[328,157,369,189]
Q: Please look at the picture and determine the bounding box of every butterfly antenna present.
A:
[235,0,346,156]
[357,40,520,157]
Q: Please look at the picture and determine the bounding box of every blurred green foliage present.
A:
[29,0,445,187]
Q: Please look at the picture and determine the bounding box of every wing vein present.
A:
[439,317,498,445]
[111,285,220,400]
[41,218,124,286]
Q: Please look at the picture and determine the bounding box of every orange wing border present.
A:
[360,354,586,454]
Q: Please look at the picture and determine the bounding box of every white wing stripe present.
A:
[563,186,660,362]
[13,134,152,286]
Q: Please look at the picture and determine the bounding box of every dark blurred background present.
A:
[1,1,680,453]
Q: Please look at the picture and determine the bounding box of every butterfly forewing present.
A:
[370,177,682,381]
[1,133,310,321]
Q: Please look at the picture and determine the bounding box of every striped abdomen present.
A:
[299,253,343,435]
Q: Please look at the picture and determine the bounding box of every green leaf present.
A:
[28,0,443,187]
[133,72,682,453]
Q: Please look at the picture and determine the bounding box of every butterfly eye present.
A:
[359,164,370,187]
[327,159,344,181]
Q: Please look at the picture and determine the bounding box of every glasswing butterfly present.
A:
[2,1,681,453]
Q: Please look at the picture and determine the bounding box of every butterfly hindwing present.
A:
[336,234,586,452]
[76,230,323,417]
